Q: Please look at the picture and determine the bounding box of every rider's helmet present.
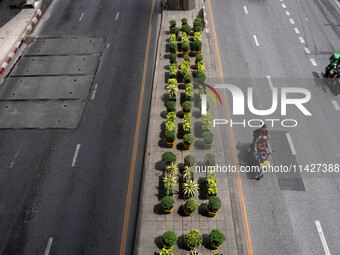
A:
[257,135,268,150]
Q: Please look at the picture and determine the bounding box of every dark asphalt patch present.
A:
[271,131,305,191]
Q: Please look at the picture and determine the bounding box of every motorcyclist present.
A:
[253,135,272,158]
[253,124,268,141]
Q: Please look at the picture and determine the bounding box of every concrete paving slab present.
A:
[11,55,99,76]
[24,37,104,56]
[0,76,93,100]
[0,99,84,129]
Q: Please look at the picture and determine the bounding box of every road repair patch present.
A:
[0,37,103,129]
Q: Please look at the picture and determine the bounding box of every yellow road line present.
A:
[206,0,254,254]
[119,0,156,254]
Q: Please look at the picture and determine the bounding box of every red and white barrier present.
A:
[0,9,42,76]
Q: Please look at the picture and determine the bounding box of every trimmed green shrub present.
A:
[205,153,215,166]
[171,27,180,35]
[161,196,174,210]
[166,101,176,112]
[183,134,195,145]
[169,20,176,28]
[193,18,202,28]
[162,152,177,165]
[194,26,202,33]
[169,54,177,63]
[193,40,202,51]
[202,131,214,144]
[184,199,199,213]
[169,43,178,52]
[184,73,193,83]
[181,18,188,25]
[183,55,190,63]
[184,155,196,167]
[165,130,176,142]
[209,229,226,246]
[184,229,203,248]
[196,55,203,63]
[181,24,191,34]
[196,72,206,82]
[207,196,221,213]
[182,101,192,113]
[162,231,178,247]
[182,42,190,52]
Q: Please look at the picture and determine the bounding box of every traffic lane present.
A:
[211,0,340,255]
[16,0,157,254]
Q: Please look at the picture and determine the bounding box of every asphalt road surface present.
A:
[0,0,159,254]
[210,0,340,254]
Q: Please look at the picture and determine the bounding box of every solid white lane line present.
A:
[289,18,295,24]
[79,13,84,21]
[310,58,317,66]
[282,3,286,8]
[44,237,53,255]
[299,37,305,43]
[71,144,81,167]
[315,221,331,255]
[285,11,290,15]
[244,6,248,14]
[286,133,296,155]
[304,47,311,54]
[115,12,120,20]
[294,27,300,34]
[332,100,340,111]
[266,76,274,90]
[253,35,259,46]
[317,71,323,79]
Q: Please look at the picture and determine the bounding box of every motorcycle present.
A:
[248,144,271,180]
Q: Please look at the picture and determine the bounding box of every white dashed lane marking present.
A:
[289,18,295,24]
[310,58,317,66]
[294,27,300,34]
[79,12,84,21]
[332,100,340,111]
[253,35,259,46]
[285,11,290,15]
[315,221,331,255]
[244,6,248,14]
[71,144,81,167]
[299,37,305,43]
[115,12,120,20]
[304,47,311,54]
[44,237,53,255]
[286,133,296,155]
[282,3,287,8]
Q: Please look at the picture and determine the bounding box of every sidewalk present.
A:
[134,2,239,254]
[0,1,42,76]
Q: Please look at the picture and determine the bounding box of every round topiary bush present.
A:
[161,196,174,210]
[182,42,190,52]
[162,230,178,247]
[184,229,203,249]
[207,196,221,213]
[202,131,214,144]
[169,43,178,53]
[162,152,177,165]
[184,199,199,213]
[193,40,202,51]
[171,27,180,35]
[169,54,177,63]
[181,24,191,34]
[184,155,196,167]
[194,26,202,33]
[165,130,176,142]
[205,153,216,166]
[183,55,190,63]
[195,55,203,63]
[183,134,195,145]
[166,101,176,112]
[181,18,188,25]
[182,101,192,113]
[209,229,226,247]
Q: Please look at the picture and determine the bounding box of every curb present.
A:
[0,9,42,76]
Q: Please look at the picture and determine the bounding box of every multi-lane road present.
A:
[210,0,340,254]
[0,0,159,254]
